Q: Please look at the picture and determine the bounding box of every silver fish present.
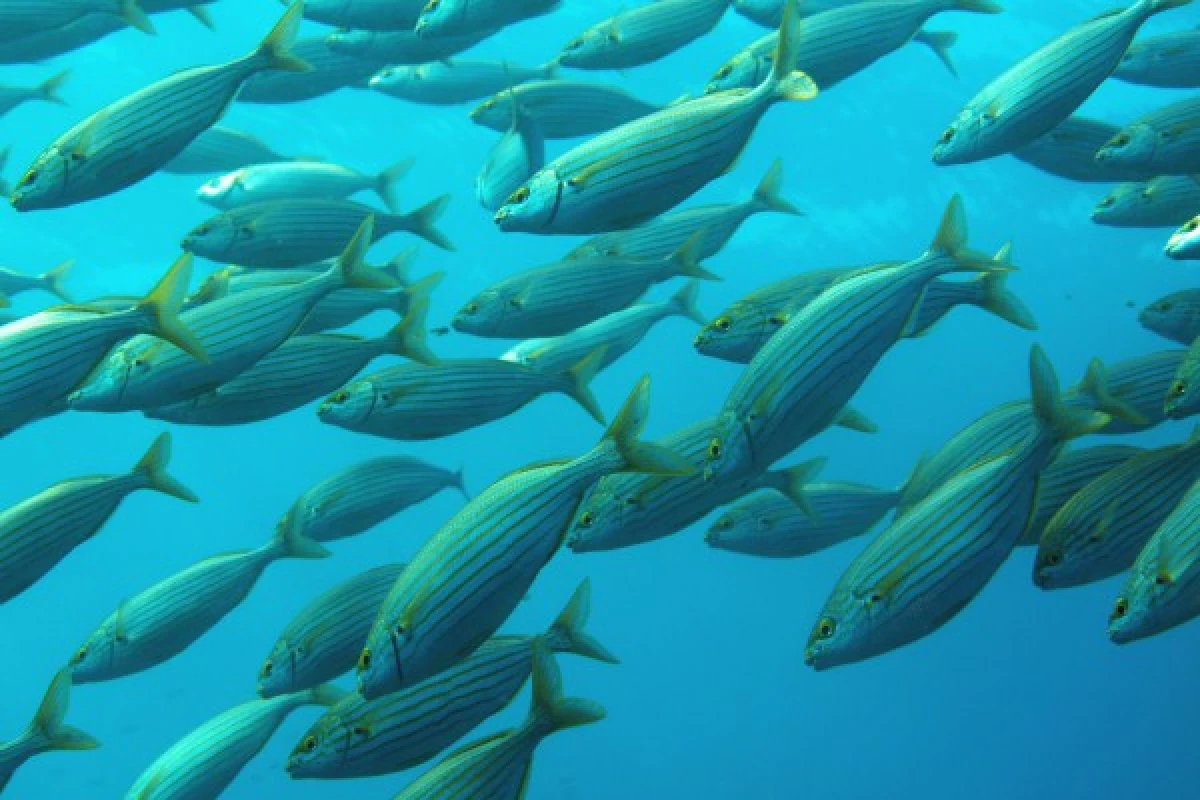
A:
[1012,116,1155,183]
[1115,26,1200,88]
[161,126,303,175]
[476,99,545,212]
[0,71,69,120]
[0,0,152,43]
[325,27,493,64]
[304,0,425,30]
[414,0,558,39]
[370,60,556,105]
[1140,289,1200,345]
[559,0,730,70]
[197,158,412,211]
[1092,175,1200,228]
[470,79,661,139]
[1167,215,1200,259]
[0,260,72,303]
[1096,96,1200,175]
[237,37,382,105]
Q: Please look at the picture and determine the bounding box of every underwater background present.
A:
[2,0,1200,796]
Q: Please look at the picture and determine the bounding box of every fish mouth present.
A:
[802,648,820,669]
[1031,569,1052,590]
[493,208,512,228]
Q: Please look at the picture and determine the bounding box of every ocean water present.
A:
[2,0,1200,797]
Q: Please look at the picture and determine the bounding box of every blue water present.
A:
[2,0,1200,797]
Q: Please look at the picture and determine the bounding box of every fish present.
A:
[1166,338,1200,420]
[0,433,195,604]
[0,253,203,437]
[1108,475,1200,644]
[0,260,73,302]
[734,0,873,27]
[10,3,309,211]
[804,345,1109,670]
[701,196,1008,481]
[124,685,345,800]
[197,158,412,211]
[0,1,212,63]
[68,518,330,684]
[453,235,717,339]
[0,670,97,795]
[276,454,467,546]
[1096,97,1200,175]
[181,196,453,267]
[1140,289,1200,345]
[501,281,704,375]
[476,97,545,213]
[493,0,816,234]
[1069,350,1189,432]
[161,126,303,175]
[932,0,1193,166]
[567,159,802,262]
[1018,444,1144,546]
[1011,116,1155,183]
[304,0,426,30]
[259,564,407,698]
[1114,26,1200,88]
[1167,215,1200,259]
[1091,175,1200,228]
[318,352,606,441]
[1034,434,1200,589]
[389,643,604,800]
[469,79,661,139]
[706,478,907,558]
[0,0,152,43]
[370,60,556,105]
[0,71,69,120]
[414,0,558,39]
[238,37,384,104]
[355,376,690,698]
[558,0,731,71]
[287,579,615,779]
[707,0,998,94]
[325,27,494,64]
[70,219,399,413]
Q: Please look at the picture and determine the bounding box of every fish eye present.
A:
[20,168,39,186]
[1184,219,1199,233]
[423,0,439,11]
[462,302,478,315]
[1044,551,1062,567]
[506,186,530,205]
[70,645,88,665]
[1156,302,1172,312]
[707,438,722,459]
[259,660,273,679]
[1111,133,1130,147]
[566,37,583,50]
[816,617,836,639]
[1111,597,1129,619]
[715,517,732,532]
[713,316,732,332]
[1155,572,1172,586]
[194,223,212,235]
[330,391,349,404]
[715,65,732,80]
[1097,196,1115,209]
[393,623,406,639]
[357,648,372,671]
[1170,381,1187,398]
[579,511,595,528]
[938,128,955,144]
[300,735,318,754]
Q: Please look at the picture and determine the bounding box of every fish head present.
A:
[67,619,120,684]
[1164,367,1200,420]
[356,609,419,699]
[706,53,765,94]
[369,65,416,93]
[803,586,879,670]
[931,105,996,166]
[1138,294,1187,343]
[693,304,778,362]
[9,146,68,211]
[317,380,378,427]
[565,481,639,552]
[286,712,350,778]
[1095,124,1157,166]
[558,26,611,66]
[1032,518,1102,590]
[704,503,761,547]
[1090,183,1146,225]
[196,170,246,209]
[414,0,461,38]
[701,411,756,483]
[1107,561,1172,645]
[1166,216,1200,261]
[67,343,153,411]
[181,214,240,260]
[469,95,508,130]
[493,169,562,231]
[452,288,513,335]
[257,637,302,698]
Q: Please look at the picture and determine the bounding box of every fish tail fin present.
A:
[404,194,455,251]
[336,217,396,290]
[604,376,695,475]
[563,348,607,424]
[668,280,706,325]
[383,295,438,365]
[119,0,155,34]
[670,232,721,281]
[769,0,819,101]
[40,259,75,302]
[752,158,802,215]
[546,578,620,664]
[913,30,958,77]
[376,158,414,212]
[1029,345,1112,442]
[187,5,216,29]
[274,514,331,560]
[973,243,1037,330]
[833,405,879,433]
[528,641,606,739]
[953,0,1004,12]
[37,71,70,105]
[28,670,99,754]
[133,432,199,503]
[929,193,969,258]
[1079,358,1148,426]
[773,457,826,518]
[137,254,209,363]
[306,684,350,707]
[254,1,311,73]
[382,246,418,285]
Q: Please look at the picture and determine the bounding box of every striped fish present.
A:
[804,346,1109,670]
[414,0,558,38]
[1012,116,1155,183]
[182,196,452,267]
[0,434,194,604]
[933,0,1193,166]
[501,282,704,375]
[708,0,997,94]
[1035,435,1200,589]
[1109,475,1200,643]
[304,0,425,30]
[0,261,72,302]
[198,158,412,211]
[1070,349,1189,432]
[701,196,1007,481]
[0,670,97,795]
[390,644,603,800]
[238,37,383,104]
[1092,175,1200,228]
[325,27,493,64]
[124,685,344,800]
[1167,215,1200,259]
[318,353,607,440]
[567,159,802,262]
[1018,444,1144,546]
[0,254,202,436]
[9,3,308,211]
[1166,339,1200,421]
[162,127,301,175]
[371,60,556,105]
[71,220,400,413]
[453,235,717,339]
[566,416,825,553]
[1140,289,1200,345]
[493,0,816,234]
[1096,97,1200,174]
[259,564,406,698]
[706,479,905,558]
[0,0,151,42]
[144,309,434,426]
[470,80,661,139]
[287,579,615,779]
[558,0,730,70]
[355,377,690,698]
[1115,27,1200,88]
[0,71,69,120]
[476,100,545,213]
[69,519,329,684]
[277,455,467,546]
